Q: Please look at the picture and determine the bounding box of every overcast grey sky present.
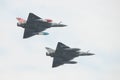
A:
[0,0,120,80]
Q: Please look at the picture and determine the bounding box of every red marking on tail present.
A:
[16,17,26,23]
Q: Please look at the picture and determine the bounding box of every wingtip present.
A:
[29,12,33,14]
[23,35,29,39]
[58,42,63,44]
[45,47,49,50]
[52,65,57,68]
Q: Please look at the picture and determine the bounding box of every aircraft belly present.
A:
[26,22,48,32]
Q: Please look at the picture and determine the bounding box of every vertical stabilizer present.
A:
[45,47,55,53]
[16,17,26,23]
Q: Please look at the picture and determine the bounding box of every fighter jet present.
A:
[46,42,95,68]
[16,13,67,38]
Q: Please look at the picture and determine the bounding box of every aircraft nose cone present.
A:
[89,53,95,55]
[62,24,67,27]
[59,24,67,27]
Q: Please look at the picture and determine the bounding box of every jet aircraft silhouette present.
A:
[46,42,95,68]
[17,13,67,38]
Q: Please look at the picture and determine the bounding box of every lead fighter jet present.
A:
[16,13,67,38]
[46,42,95,68]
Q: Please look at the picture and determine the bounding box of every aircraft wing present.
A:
[23,28,36,38]
[57,42,70,49]
[27,13,42,22]
[52,42,75,67]
[52,56,65,67]
[26,13,48,31]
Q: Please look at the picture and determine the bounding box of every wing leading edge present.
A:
[27,13,42,22]
[23,13,43,38]
[23,28,36,38]
[52,42,70,67]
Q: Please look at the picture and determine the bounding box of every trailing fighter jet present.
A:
[46,42,95,68]
[16,13,67,38]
